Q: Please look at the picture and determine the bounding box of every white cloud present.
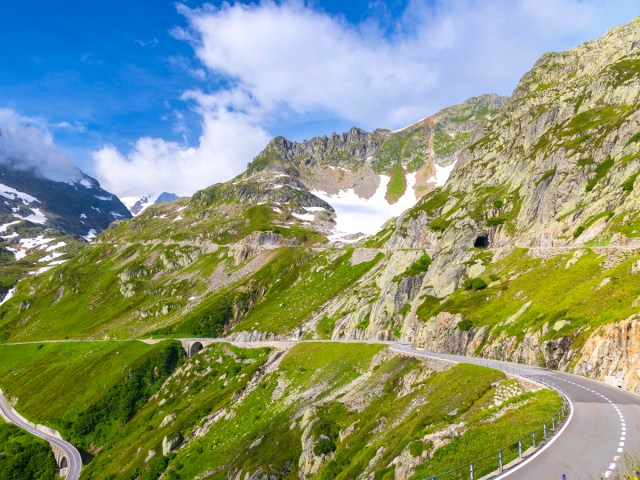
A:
[92,104,270,197]
[92,0,639,198]
[0,109,81,182]
[178,0,639,129]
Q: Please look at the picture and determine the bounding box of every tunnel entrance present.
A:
[59,456,68,469]
[189,342,204,357]
[474,235,489,248]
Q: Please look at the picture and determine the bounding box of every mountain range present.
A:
[1,15,640,480]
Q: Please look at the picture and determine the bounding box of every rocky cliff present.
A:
[249,94,506,206]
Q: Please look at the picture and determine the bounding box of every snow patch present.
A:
[110,211,124,219]
[6,247,25,260]
[48,260,68,266]
[312,173,418,240]
[433,162,456,187]
[82,229,97,242]
[13,208,47,225]
[304,207,326,212]
[0,221,20,233]
[39,251,65,263]
[45,241,66,252]
[0,184,40,204]
[80,213,87,219]
[31,266,54,276]
[0,287,16,306]
[292,212,316,222]
[80,178,93,188]
[20,236,54,250]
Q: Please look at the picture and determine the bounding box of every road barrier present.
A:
[390,348,572,480]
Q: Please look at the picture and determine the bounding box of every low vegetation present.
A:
[0,419,57,480]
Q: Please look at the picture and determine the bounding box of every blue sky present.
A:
[0,1,638,197]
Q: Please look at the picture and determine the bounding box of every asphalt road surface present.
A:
[0,390,82,480]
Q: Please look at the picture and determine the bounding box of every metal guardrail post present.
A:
[552,416,555,430]
[498,450,503,472]
[518,439,522,458]
[532,432,536,448]
[543,423,547,439]
[470,462,475,480]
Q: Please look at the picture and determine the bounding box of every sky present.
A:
[0,0,638,198]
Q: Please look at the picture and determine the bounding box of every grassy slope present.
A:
[0,244,383,341]
[229,250,384,334]
[417,248,640,350]
[0,341,561,480]
[0,341,183,443]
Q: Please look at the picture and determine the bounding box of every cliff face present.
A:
[248,94,506,204]
[335,18,640,394]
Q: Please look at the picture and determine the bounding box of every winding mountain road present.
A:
[0,389,82,480]
[2,337,640,479]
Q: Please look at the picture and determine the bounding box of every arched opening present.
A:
[59,456,68,470]
[474,235,489,248]
[189,342,204,357]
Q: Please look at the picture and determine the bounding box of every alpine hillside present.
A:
[2,14,640,480]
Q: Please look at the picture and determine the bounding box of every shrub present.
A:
[458,319,474,331]
[409,441,425,457]
[463,278,487,291]
[314,437,337,456]
[487,217,506,226]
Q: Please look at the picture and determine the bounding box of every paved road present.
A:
[0,390,82,480]
[392,345,640,480]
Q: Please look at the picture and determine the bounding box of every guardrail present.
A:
[391,347,572,480]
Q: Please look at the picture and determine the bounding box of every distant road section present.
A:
[0,390,82,480]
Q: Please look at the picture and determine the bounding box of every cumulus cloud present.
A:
[93,102,270,197]
[0,109,81,182]
[93,0,639,198]
[178,0,639,129]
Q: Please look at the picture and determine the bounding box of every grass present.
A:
[0,341,181,441]
[535,168,556,187]
[393,253,432,281]
[386,162,407,202]
[230,249,384,334]
[426,248,640,347]
[434,130,473,156]
[586,158,614,192]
